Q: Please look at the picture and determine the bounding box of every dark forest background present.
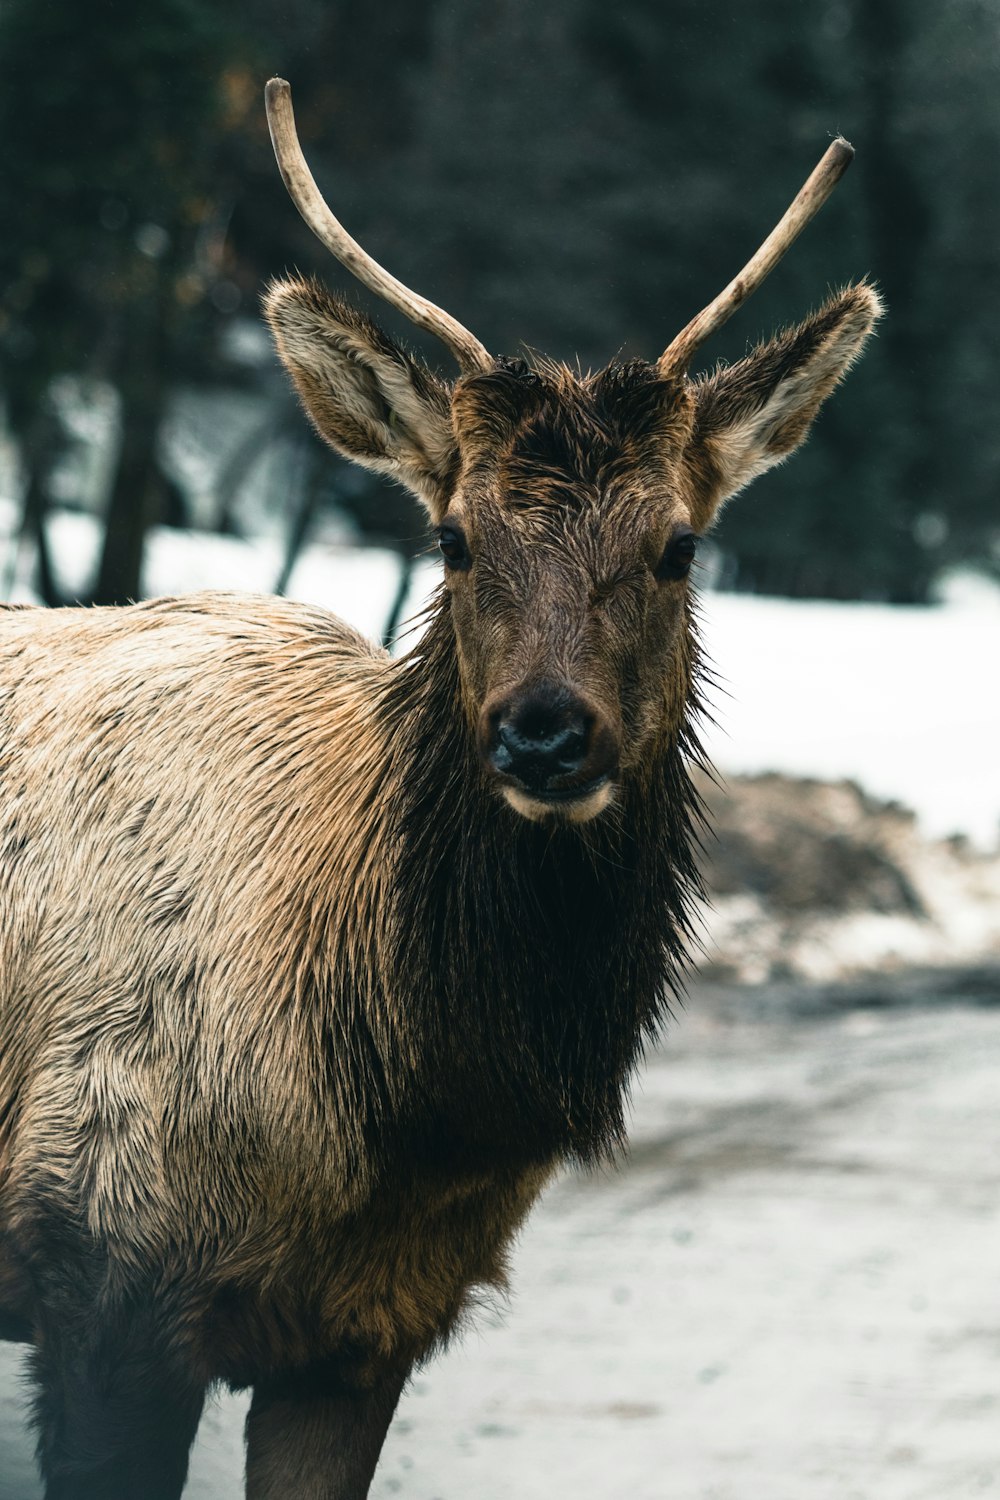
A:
[1,0,997,609]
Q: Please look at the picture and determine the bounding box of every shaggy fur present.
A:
[0,276,880,1498]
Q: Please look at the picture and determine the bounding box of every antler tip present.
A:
[265,78,291,130]
[263,78,290,129]
[822,138,855,188]
[658,135,860,375]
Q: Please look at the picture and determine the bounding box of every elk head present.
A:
[263,79,881,825]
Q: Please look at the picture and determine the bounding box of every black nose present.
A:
[489,693,590,790]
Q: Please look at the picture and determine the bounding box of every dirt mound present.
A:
[694,772,1000,984]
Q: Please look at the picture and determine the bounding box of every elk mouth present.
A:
[500,775,616,825]
[521,774,610,805]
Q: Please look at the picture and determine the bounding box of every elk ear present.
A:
[264,278,459,519]
[689,283,882,519]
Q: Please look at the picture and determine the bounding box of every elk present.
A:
[0,78,880,1499]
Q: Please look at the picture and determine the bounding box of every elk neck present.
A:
[359,590,708,1171]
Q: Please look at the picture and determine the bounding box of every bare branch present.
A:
[265,78,493,376]
[658,138,855,376]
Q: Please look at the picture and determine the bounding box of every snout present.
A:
[478,681,620,822]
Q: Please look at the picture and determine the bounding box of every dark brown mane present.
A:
[370,592,709,1167]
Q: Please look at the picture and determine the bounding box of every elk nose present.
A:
[488,693,591,790]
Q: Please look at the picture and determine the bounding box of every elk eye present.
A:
[437,524,471,570]
[654,525,699,581]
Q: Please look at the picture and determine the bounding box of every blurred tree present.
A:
[884,0,1000,593]
[577,0,1000,600]
[0,0,997,606]
[391,0,643,365]
[0,0,273,602]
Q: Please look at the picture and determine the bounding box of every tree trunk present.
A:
[854,0,936,604]
[91,290,169,607]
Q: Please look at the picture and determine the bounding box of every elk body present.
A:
[0,82,880,1499]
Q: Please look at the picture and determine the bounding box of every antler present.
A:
[265,77,493,376]
[658,137,855,376]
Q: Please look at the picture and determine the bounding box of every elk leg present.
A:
[30,1316,204,1500]
[244,1362,407,1500]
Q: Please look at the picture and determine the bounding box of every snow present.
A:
[144,526,407,649]
[0,501,407,652]
[695,589,1000,850]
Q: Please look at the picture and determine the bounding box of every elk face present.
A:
[266,280,879,823]
[263,81,881,823]
[437,360,699,822]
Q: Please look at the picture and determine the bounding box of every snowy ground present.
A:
[2,987,999,1499]
[696,585,1000,850]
